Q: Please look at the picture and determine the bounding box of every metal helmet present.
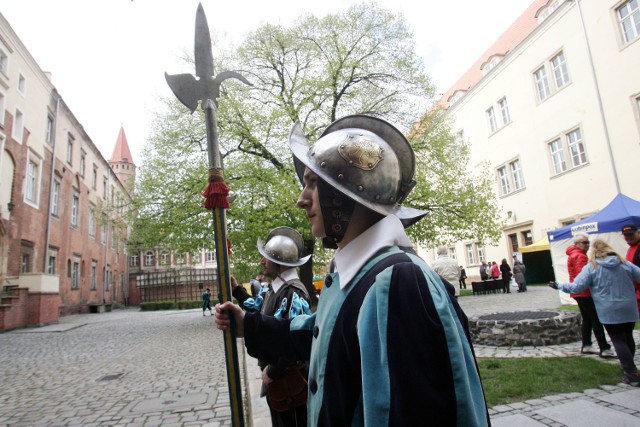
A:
[289,115,427,232]
[257,226,311,267]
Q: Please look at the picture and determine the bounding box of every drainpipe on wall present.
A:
[43,95,61,272]
[576,0,621,193]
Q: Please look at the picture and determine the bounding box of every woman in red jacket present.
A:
[566,233,613,358]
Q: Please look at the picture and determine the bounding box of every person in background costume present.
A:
[202,288,212,316]
[550,239,640,386]
[231,227,312,427]
[216,115,490,427]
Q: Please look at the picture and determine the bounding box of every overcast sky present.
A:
[1,0,533,164]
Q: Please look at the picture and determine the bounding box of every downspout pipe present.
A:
[576,0,621,193]
[43,95,61,272]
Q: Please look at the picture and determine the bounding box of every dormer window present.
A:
[537,0,562,23]
[448,90,467,105]
[481,55,503,76]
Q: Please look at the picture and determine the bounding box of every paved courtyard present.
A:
[1,286,639,426]
[0,308,237,426]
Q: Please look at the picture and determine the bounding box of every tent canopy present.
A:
[547,193,640,241]
[519,236,549,253]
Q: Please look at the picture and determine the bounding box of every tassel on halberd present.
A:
[202,180,230,209]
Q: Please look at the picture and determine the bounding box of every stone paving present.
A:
[1,286,638,426]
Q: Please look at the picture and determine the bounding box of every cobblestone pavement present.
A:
[2,286,639,427]
[0,308,239,427]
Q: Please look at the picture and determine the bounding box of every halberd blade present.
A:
[195,3,214,80]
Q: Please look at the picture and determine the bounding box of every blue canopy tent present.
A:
[547,193,640,303]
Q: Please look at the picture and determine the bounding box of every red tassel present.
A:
[202,181,230,210]
[227,238,233,255]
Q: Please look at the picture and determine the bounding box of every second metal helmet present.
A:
[289,115,427,227]
[257,226,311,267]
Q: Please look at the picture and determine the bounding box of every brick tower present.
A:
[109,127,136,194]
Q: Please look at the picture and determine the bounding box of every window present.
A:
[66,134,74,165]
[177,253,185,264]
[486,106,497,133]
[111,226,115,249]
[89,208,96,237]
[464,242,486,266]
[534,67,550,101]
[192,252,201,264]
[482,55,502,76]
[538,0,561,23]
[17,73,26,95]
[25,158,39,203]
[91,261,97,290]
[522,230,533,246]
[550,52,569,89]
[145,251,155,266]
[101,218,107,244]
[206,251,216,262]
[486,97,511,134]
[498,97,511,125]
[548,127,588,175]
[130,255,139,267]
[448,247,457,260]
[496,158,525,196]
[72,258,80,289]
[21,253,30,273]
[449,90,466,104]
[46,115,54,145]
[0,91,5,126]
[533,50,570,102]
[47,249,58,275]
[160,252,170,265]
[618,0,640,44]
[0,47,7,75]
[80,152,86,178]
[51,179,60,216]
[92,165,97,190]
[104,267,111,292]
[71,194,79,227]
[12,108,24,142]
[103,177,108,199]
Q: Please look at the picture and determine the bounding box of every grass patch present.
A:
[478,357,622,406]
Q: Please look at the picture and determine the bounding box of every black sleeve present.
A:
[243,312,313,365]
[232,285,251,307]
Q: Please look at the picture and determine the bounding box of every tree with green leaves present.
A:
[130,2,500,301]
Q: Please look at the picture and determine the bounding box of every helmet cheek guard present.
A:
[317,178,356,249]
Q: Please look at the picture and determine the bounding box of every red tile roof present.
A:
[438,0,550,108]
[110,126,135,165]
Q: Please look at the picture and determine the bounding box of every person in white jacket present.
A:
[431,246,460,297]
[550,238,640,387]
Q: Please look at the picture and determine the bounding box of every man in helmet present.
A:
[231,227,311,427]
[217,115,489,427]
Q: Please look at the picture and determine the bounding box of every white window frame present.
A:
[533,50,571,102]
[618,0,640,44]
[89,208,96,238]
[46,115,54,145]
[145,251,155,266]
[25,158,39,204]
[464,242,486,266]
[91,261,97,290]
[51,179,60,216]
[17,73,26,96]
[47,249,58,275]
[498,97,511,125]
[66,134,74,165]
[0,91,5,127]
[80,151,86,178]
[101,217,107,244]
[72,258,80,289]
[71,194,79,227]
[486,106,497,133]
[12,108,24,143]
[130,254,139,267]
[486,97,511,135]
[496,158,525,196]
[548,127,588,176]
[0,47,8,75]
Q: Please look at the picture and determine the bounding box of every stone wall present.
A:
[469,310,581,347]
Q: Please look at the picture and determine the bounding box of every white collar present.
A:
[271,267,299,293]
[334,215,413,289]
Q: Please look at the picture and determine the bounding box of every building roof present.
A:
[438,0,551,109]
[110,126,135,165]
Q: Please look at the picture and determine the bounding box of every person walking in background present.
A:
[499,259,512,294]
[202,287,213,316]
[513,257,527,292]
[480,261,489,280]
[621,224,640,312]
[431,246,461,297]
[566,232,613,358]
[231,227,311,427]
[550,238,640,386]
[459,266,467,290]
